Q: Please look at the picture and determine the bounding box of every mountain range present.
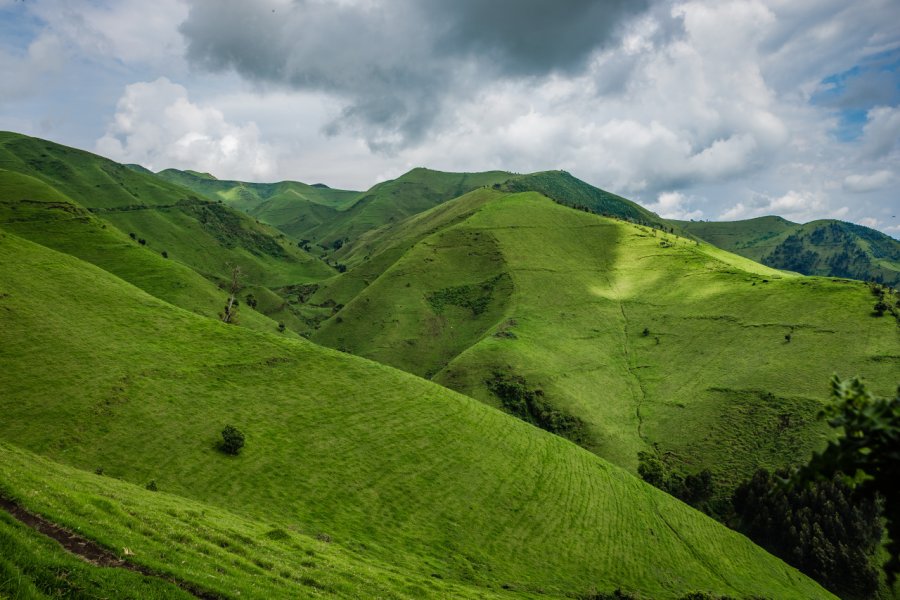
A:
[2,130,897,599]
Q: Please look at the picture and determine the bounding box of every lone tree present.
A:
[220,425,245,455]
[220,265,242,324]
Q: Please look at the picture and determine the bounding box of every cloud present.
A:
[860,105,900,159]
[178,0,650,149]
[843,169,895,192]
[0,32,65,103]
[27,0,188,66]
[96,78,276,180]
[646,191,703,220]
[719,189,849,222]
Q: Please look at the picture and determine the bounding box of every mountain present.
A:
[306,183,899,491]
[673,216,900,286]
[0,131,333,330]
[155,166,513,248]
[0,228,833,599]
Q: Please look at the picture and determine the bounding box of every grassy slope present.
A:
[0,229,832,599]
[153,168,360,241]
[675,216,900,286]
[312,191,899,484]
[502,170,670,230]
[0,168,285,334]
[0,131,334,288]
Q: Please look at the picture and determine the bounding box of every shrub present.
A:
[277,322,286,333]
[220,425,245,455]
[161,250,168,259]
[146,480,158,491]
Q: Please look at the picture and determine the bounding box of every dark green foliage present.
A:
[637,452,714,514]
[277,322,286,333]
[178,198,286,258]
[427,274,506,316]
[245,294,258,309]
[220,425,245,456]
[641,327,650,337]
[579,589,637,600]
[128,232,136,240]
[161,250,168,259]
[794,376,900,580]
[733,469,882,598]
[138,238,146,246]
[146,479,158,492]
[501,171,665,229]
[486,372,587,445]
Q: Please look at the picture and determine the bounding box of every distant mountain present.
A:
[673,216,900,286]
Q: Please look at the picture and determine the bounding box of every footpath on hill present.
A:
[0,495,220,600]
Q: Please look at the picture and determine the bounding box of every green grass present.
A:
[311,191,899,487]
[674,216,900,286]
[0,168,287,335]
[0,132,337,333]
[0,228,834,599]
[0,131,334,289]
[0,504,195,600]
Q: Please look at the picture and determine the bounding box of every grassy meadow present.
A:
[0,228,834,599]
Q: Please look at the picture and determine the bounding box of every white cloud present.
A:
[843,170,895,193]
[860,106,900,159]
[0,32,65,103]
[27,0,188,67]
[96,78,276,180]
[646,191,704,220]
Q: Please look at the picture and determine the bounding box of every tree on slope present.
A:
[794,376,900,580]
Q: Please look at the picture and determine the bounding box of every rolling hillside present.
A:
[674,216,900,286]
[309,183,899,489]
[151,168,360,242]
[158,166,513,249]
[0,228,834,599]
[0,132,335,331]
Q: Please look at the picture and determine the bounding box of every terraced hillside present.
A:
[0,229,833,599]
[674,216,900,286]
[310,185,899,487]
[0,132,334,331]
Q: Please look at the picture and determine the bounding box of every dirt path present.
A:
[0,496,221,600]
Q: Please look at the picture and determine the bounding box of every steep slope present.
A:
[0,132,334,288]
[502,170,670,229]
[0,229,833,599]
[0,168,284,333]
[312,190,899,486]
[675,216,900,286]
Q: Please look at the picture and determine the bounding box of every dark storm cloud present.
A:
[426,0,649,76]
[180,0,650,150]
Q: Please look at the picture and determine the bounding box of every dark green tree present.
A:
[220,425,245,455]
[794,375,900,579]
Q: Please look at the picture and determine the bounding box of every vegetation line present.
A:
[0,495,221,600]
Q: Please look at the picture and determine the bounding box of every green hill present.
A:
[501,170,670,229]
[0,228,833,599]
[674,217,900,286]
[0,132,334,288]
[160,166,513,249]
[309,188,899,488]
[0,132,336,330]
[152,168,360,242]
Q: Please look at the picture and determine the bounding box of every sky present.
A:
[1,0,899,235]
